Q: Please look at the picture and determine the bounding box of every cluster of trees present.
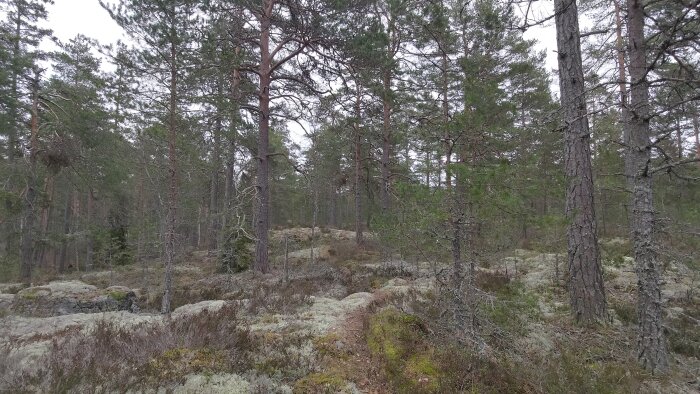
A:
[0,0,698,374]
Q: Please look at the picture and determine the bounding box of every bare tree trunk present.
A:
[354,82,364,245]
[380,70,391,213]
[208,85,223,251]
[694,111,699,164]
[162,20,179,314]
[442,51,452,189]
[614,0,634,190]
[328,185,337,228]
[626,0,668,373]
[254,0,273,273]
[555,0,607,324]
[85,189,95,271]
[35,174,55,268]
[59,190,72,273]
[20,73,40,285]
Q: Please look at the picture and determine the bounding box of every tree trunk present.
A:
[254,0,273,273]
[162,20,179,314]
[380,70,391,212]
[19,73,40,285]
[626,0,669,373]
[614,0,634,191]
[694,111,699,164]
[35,175,55,268]
[59,190,72,273]
[85,189,95,271]
[442,51,452,189]
[354,82,364,245]
[554,0,607,324]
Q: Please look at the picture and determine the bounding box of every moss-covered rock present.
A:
[367,308,442,393]
[293,372,347,394]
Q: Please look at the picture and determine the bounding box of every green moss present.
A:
[367,308,441,393]
[18,287,48,300]
[293,372,347,394]
[313,333,349,359]
[107,290,128,301]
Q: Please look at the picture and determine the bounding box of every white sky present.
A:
[45,0,124,48]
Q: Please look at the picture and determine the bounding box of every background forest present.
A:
[0,0,699,392]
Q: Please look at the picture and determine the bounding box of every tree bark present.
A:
[554,0,607,324]
[254,0,273,273]
[626,0,669,373]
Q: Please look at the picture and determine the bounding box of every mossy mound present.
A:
[293,372,348,394]
[367,308,442,393]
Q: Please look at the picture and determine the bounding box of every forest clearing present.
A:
[1,0,699,392]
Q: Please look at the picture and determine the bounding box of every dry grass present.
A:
[1,304,252,392]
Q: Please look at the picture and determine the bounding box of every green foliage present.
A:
[219,228,253,273]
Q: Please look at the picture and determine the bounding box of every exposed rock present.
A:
[281,245,336,265]
[170,300,226,320]
[0,283,26,294]
[172,373,250,394]
[249,292,374,335]
[0,293,13,312]
[270,227,367,244]
[12,280,138,317]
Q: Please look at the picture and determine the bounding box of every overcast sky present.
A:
[42,0,560,147]
[44,0,559,72]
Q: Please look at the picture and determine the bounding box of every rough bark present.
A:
[254,0,273,273]
[554,0,607,324]
[626,0,669,373]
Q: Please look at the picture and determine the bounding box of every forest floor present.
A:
[0,229,698,393]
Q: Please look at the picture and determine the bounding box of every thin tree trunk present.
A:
[614,0,634,190]
[162,18,179,314]
[59,190,72,273]
[626,0,668,372]
[694,111,699,164]
[19,72,40,285]
[35,174,55,268]
[85,189,94,271]
[380,70,391,212]
[354,82,364,245]
[254,0,273,273]
[555,0,607,324]
[442,51,452,189]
